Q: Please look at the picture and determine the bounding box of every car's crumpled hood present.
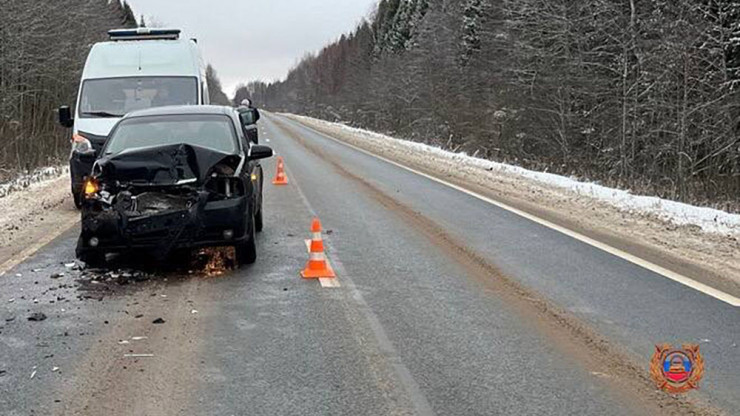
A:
[95,144,240,185]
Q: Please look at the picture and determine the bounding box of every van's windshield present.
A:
[79,77,198,118]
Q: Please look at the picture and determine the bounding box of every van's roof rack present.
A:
[108,28,181,41]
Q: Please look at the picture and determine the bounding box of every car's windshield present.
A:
[79,77,198,118]
[105,114,238,155]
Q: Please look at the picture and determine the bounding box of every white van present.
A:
[58,28,210,207]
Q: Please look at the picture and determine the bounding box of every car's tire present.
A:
[236,215,257,265]
[255,208,264,233]
[79,251,106,268]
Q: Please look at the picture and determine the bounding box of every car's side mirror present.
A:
[240,108,260,126]
[248,145,273,160]
[58,106,74,128]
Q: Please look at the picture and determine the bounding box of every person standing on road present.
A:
[237,98,261,143]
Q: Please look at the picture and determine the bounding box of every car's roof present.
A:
[124,105,235,119]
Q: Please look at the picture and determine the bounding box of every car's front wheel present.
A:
[255,208,263,233]
[236,215,257,265]
[79,250,106,268]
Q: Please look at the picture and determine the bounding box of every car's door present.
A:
[239,130,262,218]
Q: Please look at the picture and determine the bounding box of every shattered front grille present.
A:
[129,192,194,216]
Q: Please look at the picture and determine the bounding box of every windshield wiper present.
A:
[81,111,123,118]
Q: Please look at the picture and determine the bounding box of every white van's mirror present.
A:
[58,106,74,128]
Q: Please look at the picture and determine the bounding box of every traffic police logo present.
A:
[650,344,704,394]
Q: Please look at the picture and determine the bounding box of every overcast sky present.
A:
[126,0,377,96]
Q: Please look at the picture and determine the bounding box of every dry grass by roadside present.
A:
[284,114,740,296]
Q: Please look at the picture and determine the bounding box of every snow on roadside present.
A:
[289,114,740,235]
[0,165,68,199]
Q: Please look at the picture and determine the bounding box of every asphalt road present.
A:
[0,113,737,415]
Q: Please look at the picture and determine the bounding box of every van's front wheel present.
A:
[73,191,83,209]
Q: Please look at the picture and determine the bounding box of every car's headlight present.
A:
[83,177,100,198]
[71,134,95,154]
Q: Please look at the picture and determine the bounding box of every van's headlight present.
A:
[71,134,94,155]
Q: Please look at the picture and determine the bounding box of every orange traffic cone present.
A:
[301,218,335,279]
[272,156,288,185]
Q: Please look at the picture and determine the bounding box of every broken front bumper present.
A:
[77,196,250,256]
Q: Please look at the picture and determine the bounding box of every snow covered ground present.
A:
[288,114,739,236]
[0,165,68,199]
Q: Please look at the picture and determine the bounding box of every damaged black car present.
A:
[76,105,274,266]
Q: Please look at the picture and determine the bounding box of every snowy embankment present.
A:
[0,166,69,199]
[288,114,739,236]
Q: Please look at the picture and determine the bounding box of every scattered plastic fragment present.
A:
[118,340,130,345]
[131,336,147,341]
[52,367,59,372]
[28,313,47,321]
[30,370,37,379]
[152,318,165,324]
[191,309,198,314]
[8,298,14,303]
[50,272,64,279]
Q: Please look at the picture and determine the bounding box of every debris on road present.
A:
[131,336,147,341]
[64,262,81,270]
[191,309,198,314]
[52,367,59,372]
[0,370,6,377]
[50,272,64,279]
[152,318,165,324]
[194,247,236,276]
[30,370,36,379]
[28,312,47,321]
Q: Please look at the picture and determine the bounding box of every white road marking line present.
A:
[319,277,341,288]
[0,215,80,277]
[303,240,341,288]
[287,117,740,308]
